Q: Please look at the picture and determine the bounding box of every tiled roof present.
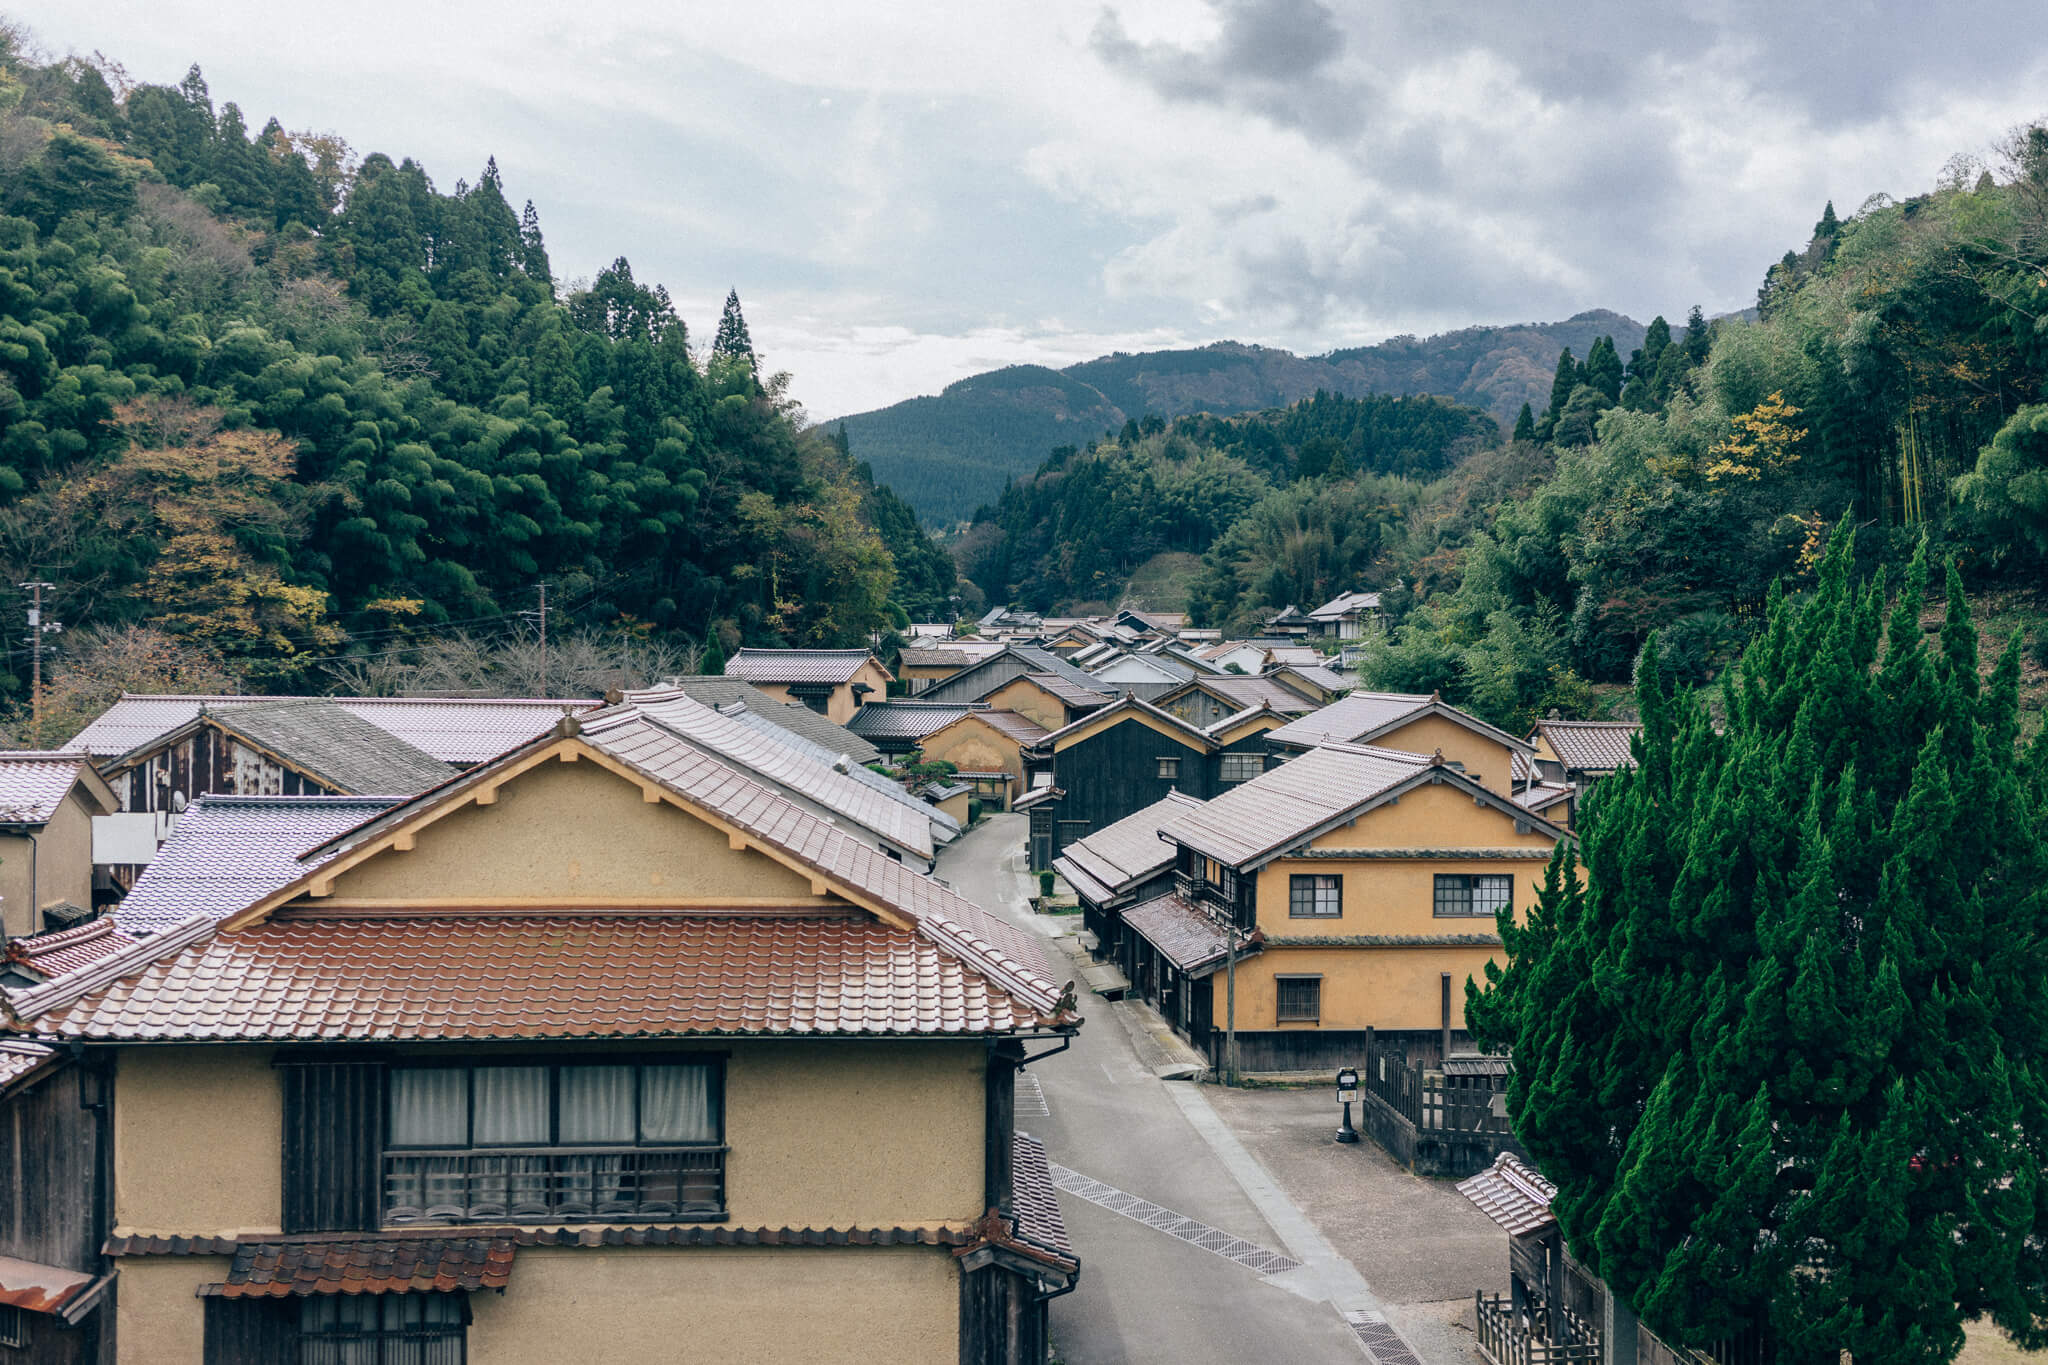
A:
[0,1251,97,1317]
[4,918,136,980]
[24,913,1043,1041]
[1533,719,1641,773]
[1086,651,1194,683]
[898,647,978,668]
[950,710,1050,746]
[718,706,955,842]
[213,1238,515,1298]
[1264,692,1432,748]
[847,701,986,743]
[1264,646,1323,668]
[609,689,932,860]
[1122,893,1233,974]
[1010,1133,1075,1265]
[665,676,881,765]
[1189,676,1322,715]
[112,797,401,935]
[1021,673,1112,709]
[1037,693,1217,753]
[1457,1152,1556,1236]
[207,700,457,795]
[1276,664,1348,697]
[1055,792,1203,898]
[725,648,881,687]
[1308,590,1382,620]
[64,695,587,764]
[1161,742,1431,867]
[0,1039,58,1093]
[1516,783,1575,814]
[0,751,100,825]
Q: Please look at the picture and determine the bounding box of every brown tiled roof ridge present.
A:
[3,912,218,1026]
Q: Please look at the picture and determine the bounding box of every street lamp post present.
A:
[1335,1066,1360,1144]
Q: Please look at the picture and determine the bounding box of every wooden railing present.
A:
[383,1147,725,1224]
[1474,1293,1603,1365]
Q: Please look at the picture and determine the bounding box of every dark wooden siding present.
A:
[1046,719,1212,856]
[921,656,1036,705]
[280,1061,386,1234]
[112,727,326,815]
[958,1264,1050,1365]
[0,1060,102,1271]
[202,1297,297,1362]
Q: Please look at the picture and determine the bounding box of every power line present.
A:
[18,581,60,748]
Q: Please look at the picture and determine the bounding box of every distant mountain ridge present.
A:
[834,310,1644,525]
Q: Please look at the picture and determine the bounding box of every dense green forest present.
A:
[965,140,2048,733]
[837,314,1643,526]
[0,26,955,711]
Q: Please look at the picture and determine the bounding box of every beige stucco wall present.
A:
[982,678,1068,733]
[114,1254,231,1365]
[1212,944,1505,1032]
[738,661,890,725]
[115,1046,282,1236]
[1254,855,1551,940]
[1307,780,1557,852]
[332,758,822,903]
[468,1244,959,1364]
[0,790,98,941]
[0,830,32,941]
[921,721,1025,801]
[1374,714,1516,795]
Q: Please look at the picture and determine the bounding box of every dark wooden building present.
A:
[0,1040,114,1362]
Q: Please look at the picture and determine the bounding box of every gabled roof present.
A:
[1516,783,1575,815]
[0,751,116,825]
[966,710,1052,746]
[1035,693,1218,754]
[847,700,988,744]
[1161,675,1322,717]
[0,1038,59,1094]
[63,695,588,764]
[1016,673,1113,710]
[9,709,1070,1042]
[113,797,403,934]
[4,918,136,981]
[1272,663,1348,699]
[725,648,888,687]
[1308,590,1383,620]
[718,706,956,842]
[927,646,1108,705]
[663,676,881,765]
[164,700,456,796]
[1053,791,1203,903]
[609,689,933,860]
[1264,691,1532,757]
[1531,719,1641,773]
[1086,651,1195,684]
[1458,1152,1556,1236]
[897,647,978,669]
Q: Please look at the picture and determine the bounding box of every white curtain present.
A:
[389,1069,466,1146]
[558,1065,635,1143]
[640,1064,715,1142]
[472,1067,548,1145]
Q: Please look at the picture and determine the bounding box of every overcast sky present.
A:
[14,1,2048,419]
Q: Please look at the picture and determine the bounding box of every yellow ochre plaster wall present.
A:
[467,1244,960,1364]
[1373,713,1516,794]
[921,721,1025,798]
[114,1254,232,1365]
[114,1046,282,1236]
[331,758,822,903]
[1303,780,1557,851]
[982,677,1068,733]
[1215,944,1506,1032]
[0,791,98,941]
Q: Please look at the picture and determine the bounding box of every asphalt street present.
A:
[939,814,1379,1364]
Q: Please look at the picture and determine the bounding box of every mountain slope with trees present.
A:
[835,312,1643,525]
[0,24,956,717]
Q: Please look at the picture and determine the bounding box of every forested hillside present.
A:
[835,312,1642,525]
[0,27,955,713]
[966,140,2048,734]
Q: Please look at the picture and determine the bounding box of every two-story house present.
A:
[1129,742,1567,1073]
[1262,691,1531,796]
[722,648,894,723]
[1052,791,1205,960]
[1524,719,1641,828]
[3,699,1077,1365]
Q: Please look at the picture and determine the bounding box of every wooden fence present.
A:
[1473,1293,1602,1365]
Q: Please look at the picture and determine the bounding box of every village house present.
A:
[1263,691,1532,796]
[896,641,1005,695]
[1303,590,1386,639]
[0,1037,112,1362]
[0,753,117,940]
[1153,674,1324,730]
[913,710,1053,813]
[977,673,1112,734]
[914,646,1116,711]
[1052,791,1203,965]
[1,699,1078,1365]
[1020,695,1287,872]
[1120,741,1566,1073]
[1525,718,1641,827]
[660,676,884,766]
[722,648,894,724]
[848,700,992,762]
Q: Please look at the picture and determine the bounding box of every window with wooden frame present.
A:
[1275,976,1322,1023]
[1288,873,1341,918]
[1156,756,1181,780]
[382,1058,724,1226]
[1433,873,1513,918]
[297,1292,467,1364]
[1218,752,1262,782]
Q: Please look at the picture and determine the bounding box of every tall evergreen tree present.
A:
[1622,316,1671,411]
[1682,304,1711,367]
[712,288,757,376]
[1583,335,1623,404]
[1512,402,1536,443]
[518,200,552,284]
[1814,200,1841,239]
[1471,524,2048,1364]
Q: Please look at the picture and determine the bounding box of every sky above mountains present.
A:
[16,0,2048,419]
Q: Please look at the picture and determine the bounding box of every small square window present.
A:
[1434,873,1513,918]
[1157,756,1181,780]
[1276,977,1321,1023]
[1219,753,1262,782]
[1289,874,1341,918]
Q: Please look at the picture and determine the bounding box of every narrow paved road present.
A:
[940,815,1373,1364]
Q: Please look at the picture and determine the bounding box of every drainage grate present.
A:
[1342,1309,1424,1365]
[1049,1163,1302,1275]
[1015,1072,1051,1119]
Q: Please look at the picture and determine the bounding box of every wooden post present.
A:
[1546,1234,1565,1345]
[1440,972,1452,1063]
[1224,931,1238,1087]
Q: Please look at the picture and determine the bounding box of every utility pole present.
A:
[19,581,58,749]
[524,582,550,696]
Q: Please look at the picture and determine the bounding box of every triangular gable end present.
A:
[221,736,914,933]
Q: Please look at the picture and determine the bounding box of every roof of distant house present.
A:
[1264,691,1530,756]
[1161,742,1433,867]
[1053,791,1204,905]
[0,751,115,825]
[1167,676,1322,717]
[846,700,989,745]
[897,647,978,669]
[663,676,881,765]
[1121,892,1233,975]
[724,648,887,687]
[165,699,457,796]
[1020,673,1113,710]
[1531,718,1641,773]
[716,705,955,841]
[1308,590,1383,620]
[64,695,588,765]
